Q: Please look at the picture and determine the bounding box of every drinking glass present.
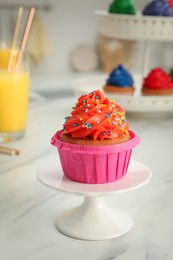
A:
[0,44,30,142]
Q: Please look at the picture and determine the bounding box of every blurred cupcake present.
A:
[168,0,173,10]
[109,0,136,15]
[103,65,135,95]
[142,68,173,95]
[143,0,173,16]
[51,90,140,184]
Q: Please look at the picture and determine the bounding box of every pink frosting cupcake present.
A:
[51,90,140,184]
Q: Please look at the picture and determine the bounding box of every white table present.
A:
[0,95,173,260]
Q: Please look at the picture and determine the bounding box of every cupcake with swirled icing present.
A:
[51,90,140,184]
[142,68,173,95]
[103,65,135,95]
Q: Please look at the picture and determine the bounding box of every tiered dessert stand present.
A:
[72,11,173,116]
[37,159,152,240]
[96,11,173,76]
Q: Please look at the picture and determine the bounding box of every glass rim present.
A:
[0,47,29,73]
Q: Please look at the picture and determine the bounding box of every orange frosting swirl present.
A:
[63,90,129,140]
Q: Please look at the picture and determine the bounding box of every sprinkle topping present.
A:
[63,90,129,140]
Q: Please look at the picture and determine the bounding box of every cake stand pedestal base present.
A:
[56,196,132,240]
[37,159,152,240]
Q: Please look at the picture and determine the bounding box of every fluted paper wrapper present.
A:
[51,130,140,184]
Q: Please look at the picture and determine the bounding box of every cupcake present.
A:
[142,0,173,16]
[51,90,140,184]
[142,68,173,95]
[109,0,136,15]
[168,0,173,10]
[103,65,135,95]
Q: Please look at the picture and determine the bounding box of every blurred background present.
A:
[0,0,173,92]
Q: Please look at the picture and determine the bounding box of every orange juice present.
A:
[0,71,29,132]
[0,48,29,139]
[0,48,18,70]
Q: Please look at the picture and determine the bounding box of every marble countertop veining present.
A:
[0,95,173,260]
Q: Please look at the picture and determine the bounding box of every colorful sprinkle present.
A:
[73,123,77,127]
[106,113,110,118]
[64,116,69,122]
[86,123,92,129]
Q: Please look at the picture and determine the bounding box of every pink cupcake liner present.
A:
[51,130,140,184]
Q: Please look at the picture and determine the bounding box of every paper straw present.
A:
[7,6,23,72]
[0,146,20,156]
[14,7,35,72]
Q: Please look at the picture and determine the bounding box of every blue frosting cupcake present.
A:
[103,65,135,95]
[143,0,173,16]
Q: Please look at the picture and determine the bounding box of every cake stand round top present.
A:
[96,10,173,41]
[37,159,152,197]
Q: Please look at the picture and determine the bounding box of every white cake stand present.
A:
[37,159,152,240]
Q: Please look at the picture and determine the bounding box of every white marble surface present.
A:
[0,94,173,260]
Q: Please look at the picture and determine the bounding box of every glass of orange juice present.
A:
[0,45,30,142]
